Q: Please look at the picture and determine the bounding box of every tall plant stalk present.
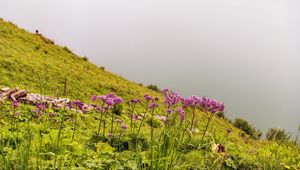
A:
[201,111,214,140]
[136,101,149,136]
[71,108,78,143]
[190,107,196,130]
[97,109,106,136]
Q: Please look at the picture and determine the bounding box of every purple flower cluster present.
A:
[161,88,183,108]
[149,102,159,109]
[33,103,46,113]
[12,100,20,108]
[144,94,153,101]
[183,95,201,107]
[176,107,185,121]
[92,93,123,108]
[143,94,159,110]
[121,123,128,129]
[71,100,84,111]
[130,99,140,104]
[91,95,97,102]
[199,97,224,113]
[183,96,224,113]
[116,119,128,129]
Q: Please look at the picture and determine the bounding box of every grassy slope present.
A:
[0,18,299,169]
[0,19,161,102]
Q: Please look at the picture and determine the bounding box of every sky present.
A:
[1,0,299,135]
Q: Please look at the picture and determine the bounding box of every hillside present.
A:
[0,18,161,102]
[0,18,299,169]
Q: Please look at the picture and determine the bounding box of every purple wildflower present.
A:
[91,95,97,102]
[121,123,128,129]
[144,94,153,101]
[72,100,84,111]
[130,99,140,104]
[98,95,106,102]
[13,100,20,108]
[149,102,159,109]
[37,103,46,110]
[106,93,116,99]
[106,98,115,106]
[96,107,103,112]
[183,95,201,107]
[161,88,170,94]
[177,107,185,121]
[108,133,113,138]
[113,97,123,105]
[162,89,183,107]
[116,119,122,123]
[199,97,225,113]
[183,95,225,114]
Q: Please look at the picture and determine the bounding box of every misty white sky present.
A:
[1,0,299,135]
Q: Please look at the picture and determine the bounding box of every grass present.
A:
[0,18,299,169]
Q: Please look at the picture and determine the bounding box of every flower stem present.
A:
[71,109,78,143]
[150,108,155,169]
[136,101,149,136]
[190,107,196,130]
[201,112,214,140]
[97,110,105,136]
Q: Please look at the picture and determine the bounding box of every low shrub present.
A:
[266,128,291,142]
[83,56,88,61]
[63,46,73,54]
[233,118,261,140]
[146,84,160,92]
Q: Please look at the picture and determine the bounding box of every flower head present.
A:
[72,100,84,111]
[149,102,159,109]
[34,103,47,114]
[130,99,140,104]
[144,94,153,101]
[113,97,123,105]
[183,95,225,114]
[121,123,128,129]
[161,89,183,107]
[91,95,97,102]
[106,98,115,106]
[183,95,201,107]
[199,97,224,113]
[177,107,185,121]
[98,95,106,102]
[12,100,20,108]
[116,119,122,123]
[96,107,103,112]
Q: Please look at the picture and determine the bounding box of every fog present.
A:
[1,0,299,135]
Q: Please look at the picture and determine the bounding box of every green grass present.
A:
[0,18,299,169]
[0,19,161,102]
